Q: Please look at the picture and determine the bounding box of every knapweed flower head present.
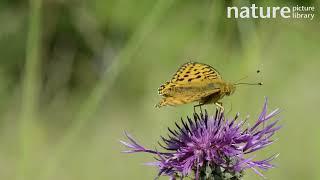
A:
[121,100,281,180]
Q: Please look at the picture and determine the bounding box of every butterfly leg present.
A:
[215,102,224,113]
[193,103,204,114]
[199,105,203,114]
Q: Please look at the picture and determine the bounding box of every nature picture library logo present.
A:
[227,4,316,20]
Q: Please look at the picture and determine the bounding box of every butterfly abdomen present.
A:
[156,96,193,108]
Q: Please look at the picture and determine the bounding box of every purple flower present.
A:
[121,99,281,179]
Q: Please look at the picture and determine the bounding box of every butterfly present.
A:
[156,62,262,111]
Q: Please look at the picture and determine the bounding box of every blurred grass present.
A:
[0,0,319,180]
[40,0,177,179]
[19,0,42,179]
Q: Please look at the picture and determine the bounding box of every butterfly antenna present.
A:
[234,82,263,86]
[233,75,249,84]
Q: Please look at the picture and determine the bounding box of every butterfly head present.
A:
[225,83,236,96]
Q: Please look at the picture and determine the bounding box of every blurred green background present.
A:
[0,0,319,179]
